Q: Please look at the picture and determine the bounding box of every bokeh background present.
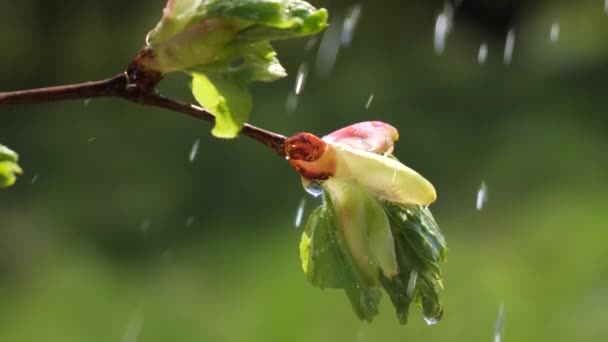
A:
[2,0,608,341]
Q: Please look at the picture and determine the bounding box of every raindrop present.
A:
[140,218,151,233]
[87,138,96,143]
[503,28,516,65]
[550,21,560,42]
[406,270,418,299]
[494,303,505,342]
[434,3,454,55]
[341,4,362,47]
[31,174,39,184]
[476,181,488,211]
[294,198,306,228]
[84,98,91,106]
[478,42,488,64]
[294,63,308,95]
[365,93,374,109]
[185,216,195,227]
[316,16,342,78]
[188,139,200,163]
[302,178,324,198]
[304,36,318,51]
[122,309,144,342]
[423,311,442,325]
[285,92,299,113]
[605,0,608,14]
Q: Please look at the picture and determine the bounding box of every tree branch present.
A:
[0,73,287,157]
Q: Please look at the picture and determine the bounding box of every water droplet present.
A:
[140,218,151,233]
[305,37,318,51]
[605,0,608,14]
[550,21,560,42]
[476,181,488,211]
[478,42,488,64]
[503,28,516,65]
[302,178,324,197]
[87,138,96,143]
[294,63,308,95]
[31,174,39,184]
[406,270,417,298]
[494,303,505,342]
[294,198,306,228]
[122,309,144,342]
[365,93,374,109]
[189,139,200,163]
[84,98,91,106]
[316,16,342,78]
[434,3,454,55]
[185,216,195,227]
[341,4,362,47]
[423,310,443,325]
[285,92,299,113]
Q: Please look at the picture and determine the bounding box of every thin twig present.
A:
[0,73,287,157]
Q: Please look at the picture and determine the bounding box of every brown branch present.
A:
[0,72,287,157]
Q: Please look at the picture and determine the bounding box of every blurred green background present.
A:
[2,0,608,341]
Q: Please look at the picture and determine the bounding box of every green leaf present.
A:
[300,192,382,322]
[191,73,252,138]
[0,144,22,189]
[144,0,328,74]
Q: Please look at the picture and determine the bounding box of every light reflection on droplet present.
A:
[478,42,488,64]
[434,3,454,55]
[550,21,560,42]
[189,139,200,163]
[341,4,362,47]
[285,92,299,113]
[494,303,505,342]
[503,28,516,65]
[476,181,488,211]
[406,270,418,299]
[294,198,306,228]
[294,63,308,95]
[365,93,374,109]
[316,16,342,78]
[302,178,323,197]
[122,309,144,342]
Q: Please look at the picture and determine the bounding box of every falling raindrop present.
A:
[84,98,91,106]
[478,42,488,64]
[294,63,308,95]
[503,28,516,65]
[294,198,306,228]
[87,138,96,143]
[341,4,362,47]
[494,303,505,342]
[285,92,299,113]
[140,218,151,233]
[434,3,454,55]
[304,36,318,51]
[365,93,374,109]
[122,309,144,342]
[31,174,39,184]
[188,139,200,163]
[406,270,418,299]
[605,0,608,14]
[476,181,488,211]
[185,216,195,227]
[316,16,342,78]
[550,21,560,42]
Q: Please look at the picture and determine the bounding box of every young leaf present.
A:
[191,73,252,138]
[140,0,328,138]
[0,144,22,188]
